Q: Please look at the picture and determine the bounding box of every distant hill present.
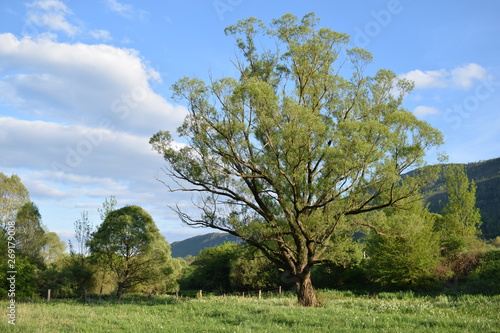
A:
[421,157,500,238]
[171,232,239,258]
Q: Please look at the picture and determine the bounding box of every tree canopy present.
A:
[150,13,443,306]
[89,205,172,299]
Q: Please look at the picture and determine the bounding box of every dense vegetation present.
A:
[2,160,499,303]
[422,157,500,238]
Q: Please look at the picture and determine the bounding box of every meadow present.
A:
[1,291,499,332]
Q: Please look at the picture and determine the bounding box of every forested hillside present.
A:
[423,157,500,238]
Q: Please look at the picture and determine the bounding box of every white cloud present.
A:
[413,106,440,117]
[103,0,148,20]
[104,0,133,17]
[90,29,112,41]
[450,63,489,89]
[26,0,78,36]
[0,33,186,135]
[400,63,489,90]
[401,69,448,89]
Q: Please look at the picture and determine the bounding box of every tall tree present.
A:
[150,13,443,306]
[438,164,482,255]
[89,205,172,299]
[15,202,46,264]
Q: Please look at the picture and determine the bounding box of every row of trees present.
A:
[0,163,492,300]
[0,175,183,299]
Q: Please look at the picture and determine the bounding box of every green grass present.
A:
[1,291,499,332]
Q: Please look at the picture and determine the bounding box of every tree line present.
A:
[1,165,498,301]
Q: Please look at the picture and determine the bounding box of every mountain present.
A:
[422,157,500,238]
[171,232,239,258]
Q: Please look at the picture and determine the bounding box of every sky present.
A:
[0,0,499,244]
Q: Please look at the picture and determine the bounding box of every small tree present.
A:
[439,165,482,256]
[364,201,441,288]
[89,205,172,299]
[151,13,443,306]
[71,211,93,258]
[182,242,240,293]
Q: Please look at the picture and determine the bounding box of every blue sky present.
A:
[1,0,499,244]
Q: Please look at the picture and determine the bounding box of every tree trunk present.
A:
[296,271,321,307]
[117,284,124,300]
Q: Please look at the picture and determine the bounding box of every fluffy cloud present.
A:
[0,116,160,179]
[400,63,489,90]
[104,0,133,17]
[90,29,112,41]
[413,106,440,117]
[0,33,186,135]
[0,115,191,217]
[104,0,148,20]
[25,0,78,36]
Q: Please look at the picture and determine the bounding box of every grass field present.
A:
[1,291,499,332]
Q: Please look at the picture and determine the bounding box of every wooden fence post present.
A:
[175,291,179,301]
[47,289,51,302]
[258,290,262,299]
[279,286,282,294]
[199,290,203,298]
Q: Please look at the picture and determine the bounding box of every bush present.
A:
[461,250,500,294]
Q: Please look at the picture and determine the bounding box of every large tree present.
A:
[89,205,172,299]
[150,13,443,306]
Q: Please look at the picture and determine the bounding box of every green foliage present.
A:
[41,231,67,264]
[230,246,281,291]
[89,205,173,298]
[0,173,30,227]
[39,254,94,298]
[0,256,39,299]
[364,201,441,288]
[14,202,46,265]
[492,236,500,248]
[423,158,500,239]
[151,12,443,306]
[438,164,482,256]
[98,195,117,222]
[460,250,500,294]
[181,242,240,293]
